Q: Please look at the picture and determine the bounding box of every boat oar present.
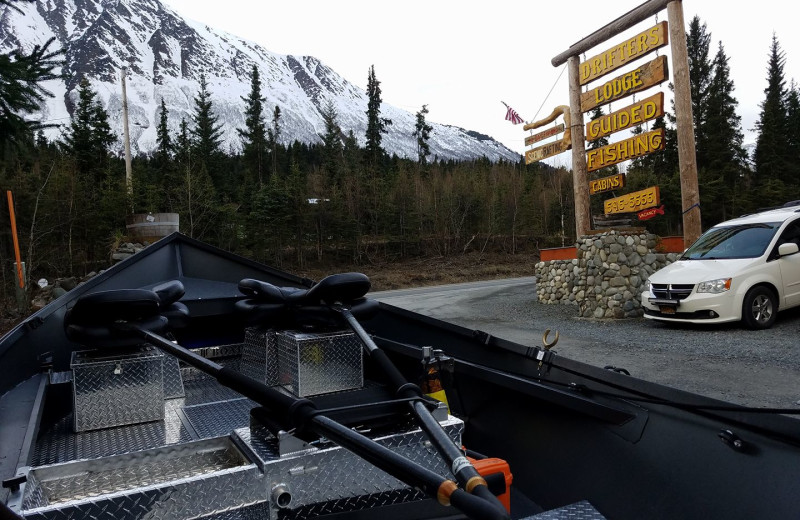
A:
[64,289,508,520]
[333,304,508,514]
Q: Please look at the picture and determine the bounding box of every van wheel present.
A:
[742,287,777,329]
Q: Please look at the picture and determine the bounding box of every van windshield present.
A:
[681,222,781,260]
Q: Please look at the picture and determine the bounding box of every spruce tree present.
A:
[365,65,391,169]
[175,118,191,167]
[321,99,342,181]
[152,98,175,211]
[754,34,790,186]
[0,26,62,148]
[412,104,433,165]
[685,16,713,170]
[239,64,268,187]
[60,77,119,264]
[62,78,116,177]
[155,98,172,164]
[786,83,800,189]
[704,42,747,220]
[62,78,95,169]
[175,117,216,238]
[267,105,281,177]
[190,74,224,189]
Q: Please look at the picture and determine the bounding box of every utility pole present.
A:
[121,68,133,208]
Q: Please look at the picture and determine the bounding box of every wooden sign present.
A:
[524,105,571,164]
[579,22,669,86]
[638,205,665,220]
[604,186,660,215]
[525,124,565,146]
[586,92,664,141]
[589,173,625,195]
[580,55,668,113]
[526,140,571,164]
[586,128,665,172]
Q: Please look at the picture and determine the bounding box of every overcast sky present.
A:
[162,0,798,163]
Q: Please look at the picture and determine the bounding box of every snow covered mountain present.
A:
[0,0,521,162]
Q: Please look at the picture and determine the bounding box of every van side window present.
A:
[767,220,799,260]
[779,220,800,247]
[771,220,800,260]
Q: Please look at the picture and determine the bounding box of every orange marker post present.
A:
[7,191,24,289]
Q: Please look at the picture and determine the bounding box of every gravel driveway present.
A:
[374,278,800,409]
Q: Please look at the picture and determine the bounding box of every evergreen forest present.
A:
[2,14,800,311]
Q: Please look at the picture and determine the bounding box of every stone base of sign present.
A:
[535,229,679,318]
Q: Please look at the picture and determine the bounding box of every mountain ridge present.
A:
[1,0,522,162]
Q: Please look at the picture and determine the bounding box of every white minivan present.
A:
[641,203,800,329]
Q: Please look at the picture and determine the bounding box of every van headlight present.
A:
[697,278,732,293]
[643,279,653,297]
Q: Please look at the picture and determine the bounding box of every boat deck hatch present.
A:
[22,437,249,507]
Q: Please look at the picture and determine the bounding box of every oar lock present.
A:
[542,329,559,350]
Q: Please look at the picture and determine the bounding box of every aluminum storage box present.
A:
[275,330,363,396]
[240,327,278,387]
[71,346,165,432]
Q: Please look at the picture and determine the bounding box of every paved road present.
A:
[372,278,800,409]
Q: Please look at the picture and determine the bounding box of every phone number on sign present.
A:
[604,187,659,215]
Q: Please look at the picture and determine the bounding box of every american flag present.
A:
[502,101,524,125]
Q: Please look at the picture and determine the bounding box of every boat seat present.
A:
[64,284,189,348]
[152,280,190,329]
[240,272,371,305]
[235,273,378,328]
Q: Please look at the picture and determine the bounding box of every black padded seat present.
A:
[235,273,376,328]
[64,285,187,348]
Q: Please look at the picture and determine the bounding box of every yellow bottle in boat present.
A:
[421,347,451,413]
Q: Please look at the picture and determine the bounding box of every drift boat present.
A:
[1,232,799,520]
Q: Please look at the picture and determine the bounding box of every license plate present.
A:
[659,305,677,314]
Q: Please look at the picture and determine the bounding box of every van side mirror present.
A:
[778,242,799,256]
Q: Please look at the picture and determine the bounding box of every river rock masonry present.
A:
[535,230,679,318]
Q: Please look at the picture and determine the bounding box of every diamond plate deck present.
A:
[33,399,192,466]
[181,369,245,405]
[182,399,256,439]
[528,500,607,519]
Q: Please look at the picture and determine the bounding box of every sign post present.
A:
[568,56,591,238]
[551,0,699,243]
[668,0,701,247]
